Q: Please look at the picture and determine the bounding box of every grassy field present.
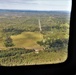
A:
[11,32,44,49]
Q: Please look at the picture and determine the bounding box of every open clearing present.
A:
[11,32,44,49]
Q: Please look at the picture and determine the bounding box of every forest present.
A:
[0,9,70,66]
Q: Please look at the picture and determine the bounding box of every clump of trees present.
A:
[37,38,68,51]
[8,48,35,53]
[49,39,68,49]
[4,36,14,47]
[3,27,24,35]
[0,48,35,58]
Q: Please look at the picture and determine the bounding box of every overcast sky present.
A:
[0,0,72,11]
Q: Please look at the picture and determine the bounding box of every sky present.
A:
[0,0,72,11]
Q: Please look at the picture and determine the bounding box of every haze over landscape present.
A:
[0,0,72,11]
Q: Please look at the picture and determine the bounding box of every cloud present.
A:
[0,0,71,5]
[0,0,72,11]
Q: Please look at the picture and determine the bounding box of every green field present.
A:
[11,32,44,49]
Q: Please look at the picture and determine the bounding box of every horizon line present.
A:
[0,9,71,12]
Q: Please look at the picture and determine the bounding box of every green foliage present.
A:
[0,11,70,66]
[4,36,14,47]
[0,49,67,66]
[49,39,68,49]
[37,38,68,51]
[37,40,44,46]
[0,48,35,58]
[3,27,24,35]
